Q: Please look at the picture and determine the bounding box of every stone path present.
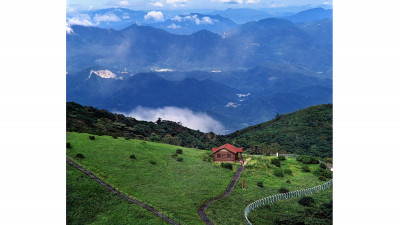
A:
[67,158,179,225]
[198,157,251,225]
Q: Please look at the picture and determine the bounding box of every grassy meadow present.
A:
[205,155,332,224]
[66,132,235,225]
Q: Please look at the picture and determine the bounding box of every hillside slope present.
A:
[227,104,332,158]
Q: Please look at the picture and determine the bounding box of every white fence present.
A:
[244,159,333,225]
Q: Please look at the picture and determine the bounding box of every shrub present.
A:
[322,170,333,179]
[274,168,284,177]
[66,142,71,148]
[130,154,136,159]
[271,158,281,167]
[221,163,233,170]
[89,136,95,140]
[320,163,327,169]
[296,155,319,164]
[149,160,157,165]
[176,149,183,154]
[319,176,327,181]
[177,157,183,162]
[302,165,311,172]
[279,187,290,193]
[76,153,85,159]
[284,168,293,176]
[298,196,315,207]
[286,180,291,184]
[278,155,286,161]
[257,182,264,188]
[112,135,118,139]
[202,152,213,162]
[124,137,131,140]
[171,153,178,158]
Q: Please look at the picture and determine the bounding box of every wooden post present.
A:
[242,178,246,189]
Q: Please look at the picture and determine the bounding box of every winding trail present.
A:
[198,158,252,225]
[66,158,179,225]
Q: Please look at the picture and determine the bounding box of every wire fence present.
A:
[244,159,333,225]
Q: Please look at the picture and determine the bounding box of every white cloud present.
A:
[246,0,260,3]
[124,106,225,133]
[213,0,244,4]
[88,5,93,10]
[66,23,74,34]
[171,14,215,25]
[118,0,129,6]
[151,1,164,7]
[67,14,93,26]
[167,23,181,29]
[93,13,121,24]
[166,0,188,7]
[322,1,332,5]
[269,3,287,8]
[144,11,164,21]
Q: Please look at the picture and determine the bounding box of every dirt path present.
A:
[198,158,251,225]
[66,158,179,225]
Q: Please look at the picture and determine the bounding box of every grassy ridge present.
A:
[66,132,236,224]
[205,156,331,224]
[67,164,170,225]
[227,104,332,158]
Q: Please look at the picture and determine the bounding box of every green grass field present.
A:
[66,132,236,225]
[67,164,170,225]
[205,155,332,225]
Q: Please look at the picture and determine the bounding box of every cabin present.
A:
[212,143,243,162]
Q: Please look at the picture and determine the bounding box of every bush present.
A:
[297,155,319,164]
[286,180,291,184]
[202,152,213,162]
[274,168,284,177]
[176,149,183,154]
[279,187,290,193]
[302,165,311,172]
[319,176,327,181]
[149,160,157,165]
[177,157,183,162]
[298,196,315,207]
[271,158,281,167]
[284,168,293,176]
[89,136,95,140]
[278,155,286,161]
[171,153,178,158]
[66,142,71,148]
[130,154,136,159]
[76,153,85,159]
[322,170,333,179]
[124,137,131,140]
[320,163,327,169]
[221,163,233,170]
[257,182,264,188]
[112,135,118,139]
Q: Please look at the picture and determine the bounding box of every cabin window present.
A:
[217,154,221,158]
[227,154,231,158]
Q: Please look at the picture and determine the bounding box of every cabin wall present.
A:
[213,149,236,162]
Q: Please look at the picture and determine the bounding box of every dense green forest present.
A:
[67,102,332,158]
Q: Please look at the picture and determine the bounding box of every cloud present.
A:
[268,3,287,8]
[118,0,129,6]
[124,106,225,133]
[93,13,121,24]
[67,14,93,26]
[246,0,260,3]
[166,0,188,7]
[144,11,164,21]
[322,1,332,5]
[151,1,164,7]
[66,23,74,34]
[167,23,181,29]
[88,5,93,10]
[171,14,215,25]
[213,0,244,4]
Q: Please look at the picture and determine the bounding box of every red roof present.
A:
[212,143,243,154]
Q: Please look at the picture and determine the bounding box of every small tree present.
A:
[284,168,293,176]
[177,157,183,162]
[278,155,286,161]
[130,154,136,159]
[279,187,290,193]
[257,182,264,188]
[176,149,183,154]
[302,165,311,172]
[271,158,281,167]
[274,168,284,177]
[298,196,315,207]
[89,136,95,140]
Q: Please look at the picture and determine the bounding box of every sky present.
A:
[67,0,333,11]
